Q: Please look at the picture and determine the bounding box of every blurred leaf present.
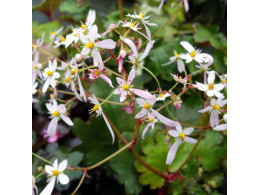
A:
[32,131,37,145]
[72,117,117,165]
[67,151,84,167]
[32,0,61,14]
[32,21,62,39]
[110,144,142,195]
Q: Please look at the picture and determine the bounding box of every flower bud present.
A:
[75,53,83,62]
[37,166,44,172]
[119,49,126,58]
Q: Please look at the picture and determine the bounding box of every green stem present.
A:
[71,169,87,195]
[169,82,179,91]
[32,152,52,164]
[191,69,203,75]
[36,77,44,85]
[140,65,160,87]
[79,65,95,73]
[189,61,194,83]
[100,89,117,106]
[38,48,64,63]
[35,171,45,180]
[165,102,176,120]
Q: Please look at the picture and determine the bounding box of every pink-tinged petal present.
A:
[147,95,157,105]
[136,98,146,106]
[139,40,154,61]
[127,69,136,85]
[81,47,90,56]
[142,124,151,139]
[100,74,114,88]
[158,0,164,11]
[168,130,179,137]
[58,173,69,185]
[214,83,225,91]
[207,71,215,84]
[39,176,56,195]
[114,88,123,94]
[195,82,207,91]
[58,104,66,114]
[46,103,54,112]
[180,41,194,53]
[183,127,194,135]
[118,57,123,73]
[120,91,127,102]
[184,136,197,144]
[87,9,96,27]
[136,30,151,42]
[101,112,115,143]
[130,88,154,100]
[135,109,148,119]
[210,98,216,106]
[129,55,136,63]
[207,90,215,97]
[58,160,67,172]
[89,25,98,42]
[95,39,116,49]
[219,99,227,107]
[116,77,125,87]
[93,49,104,69]
[143,23,151,39]
[202,53,213,66]
[45,165,54,175]
[123,38,138,57]
[166,139,180,165]
[177,59,185,73]
[213,124,227,131]
[47,117,58,137]
[210,109,219,127]
[184,0,189,12]
[151,109,178,127]
[60,115,73,126]
[198,106,211,113]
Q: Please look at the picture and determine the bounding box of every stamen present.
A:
[94,70,101,76]
[46,71,53,76]
[33,65,38,69]
[143,103,150,109]
[52,110,59,116]
[149,118,154,123]
[130,23,135,27]
[85,42,94,49]
[213,104,220,110]
[52,170,59,176]
[92,104,99,111]
[51,32,56,36]
[179,133,185,139]
[123,85,129,91]
[60,36,66,42]
[140,13,144,18]
[71,68,77,75]
[159,94,164,97]
[64,77,70,83]
[174,52,179,57]
[190,51,196,57]
[208,83,214,90]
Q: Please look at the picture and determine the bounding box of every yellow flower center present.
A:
[213,104,220,110]
[94,70,101,76]
[81,24,86,29]
[223,79,227,83]
[149,118,154,123]
[33,65,38,69]
[190,51,196,57]
[130,23,135,27]
[71,68,77,75]
[52,170,59,176]
[74,33,79,36]
[143,103,150,109]
[51,32,56,36]
[86,42,94,49]
[52,110,59,116]
[174,52,179,57]
[179,133,185,139]
[32,44,37,48]
[140,13,144,18]
[83,30,88,35]
[46,71,53,76]
[64,77,70,83]
[178,76,182,80]
[92,104,99,111]
[159,94,164,97]
[208,83,214,90]
[60,36,66,42]
[123,85,129,91]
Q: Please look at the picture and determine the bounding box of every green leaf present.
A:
[67,151,84,167]
[32,0,61,14]
[72,117,117,165]
[32,21,62,39]
[110,144,142,195]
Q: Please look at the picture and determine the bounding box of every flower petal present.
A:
[135,109,148,119]
[58,160,68,172]
[101,112,115,143]
[142,124,151,139]
[136,98,146,106]
[139,40,154,61]
[198,106,211,113]
[207,71,215,84]
[129,88,154,100]
[183,127,194,135]
[151,109,178,127]
[213,124,227,131]
[47,117,58,137]
[123,38,138,57]
[210,109,219,127]
[177,59,185,73]
[166,139,180,165]
[127,69,136,85]
[168,130,179,137]
[184,136,197,144]
[180,41,194,53]
[58,173,70,185]
[100,74,114,88]
[39,177,56,195]
[60,115,73,126]
[95,39,116,49]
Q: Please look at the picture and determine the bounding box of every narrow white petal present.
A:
[213,124,227,131]
[58,160,68,172]
[184,136,197,144]
[95,39,116,49]
[135,109,148,119]
[136,98,146,106]
[60,115,73,126]
[168,130,179,137]
[210,109,219,127]
[180,41,194,53]
[151,109,178,127]
[39,177,56,195]
[101,112,115,143]
[47,117,58,137]
[198,106,211,113]
[183,127,194,135]
[166,139,180,165]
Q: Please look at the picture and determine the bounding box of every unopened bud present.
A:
[75,54,83,62]
[119,50,126,58]
[37,166,44,172]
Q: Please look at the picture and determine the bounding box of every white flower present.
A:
[156,92,171,101]
[166,124,197,165]
[32,82,38,103]
[126,12,157,38]
[48,27,63,47]
[54,35,68,48]
[32,176,38,195]
[80,25,116,69]
[32,33,44,54]
[40,159,69,195]
[88,94,115,143]
[171,74,187,84]
[195,71,225,97]
[142,113,158,139]
[213,114,227,131]
[135,96,157,118]
[159,0,189,12]
[128,40,154,70]
[180,41,209,63]
[102,22,120,37]
[42,60,60,93]
[218,74,227,88]
[151,109,178,127]
[32,51,43,83]
[46,99,73,137]
[162,51,185,73]
[114,69,155,102]
[65,27,83,47]
[198,96,227,127]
